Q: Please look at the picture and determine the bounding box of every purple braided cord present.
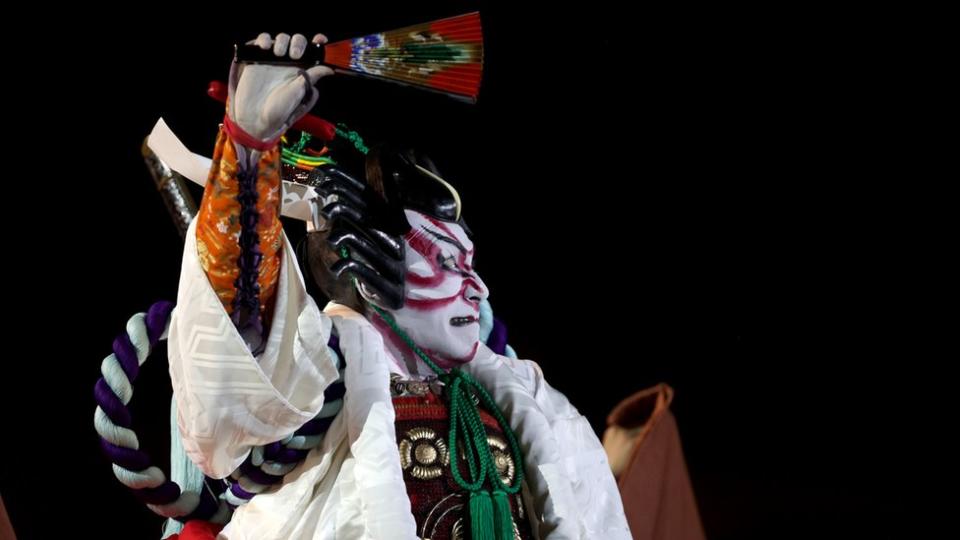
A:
[226,333,346,506]
[94,300,219,520]
[112,333,140,381]
[145,301,175,343]
[99,439,151,470]
[230,482,256,501]
[231,166,265,341]
[94,379,132,427]
[238,461,285,486]
[261,441,282,460]
[271,448,311,464]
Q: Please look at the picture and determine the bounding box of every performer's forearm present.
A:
[195,127,283,349]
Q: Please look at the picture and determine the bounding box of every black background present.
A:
[3,2,938,539]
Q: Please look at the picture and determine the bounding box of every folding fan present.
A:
[236,12,483,103]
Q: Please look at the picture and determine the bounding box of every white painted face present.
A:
[373,210,489,367]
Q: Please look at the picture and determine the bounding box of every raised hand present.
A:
[230,33,334,142]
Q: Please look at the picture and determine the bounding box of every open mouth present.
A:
[450,316,478,327]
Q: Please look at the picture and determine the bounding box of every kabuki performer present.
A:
[93,27,631,540]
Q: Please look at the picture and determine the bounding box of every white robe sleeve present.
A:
[167,218,339,479]
[466,345,632,540]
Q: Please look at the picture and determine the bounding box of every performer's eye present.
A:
[438,253,459,271]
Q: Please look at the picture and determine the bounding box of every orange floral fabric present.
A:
[195,127,283,323]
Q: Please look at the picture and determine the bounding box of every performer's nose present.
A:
[463,275,489,306]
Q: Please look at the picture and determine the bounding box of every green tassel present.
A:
[470,490,495,540]
[362,302,527,539]
[492,490,515,540]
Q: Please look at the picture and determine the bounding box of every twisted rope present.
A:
[223,338,345,507]
[370,303,524,540]
[94,302,344,519]
[93,301,219,520]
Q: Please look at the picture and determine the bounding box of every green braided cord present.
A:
[335,124,369,155]
[281,143,336,164]
[447,374,487,491]
[280,131,336,168]
[280,152,336,168]
[339,225,524,539]
[291,131,311,153]
[368,303,524,495]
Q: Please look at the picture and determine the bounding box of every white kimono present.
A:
[168,219,631,539]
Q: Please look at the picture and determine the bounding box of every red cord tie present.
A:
[223,114,281,152]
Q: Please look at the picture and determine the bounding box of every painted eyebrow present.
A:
[421,226,468,254]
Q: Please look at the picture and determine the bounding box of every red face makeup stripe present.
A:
[403,278,483,311]
[424,215,459,241]
[406,269,445,288]
[405,228,439,258]
[403,287,464,310]
[458,249,473,272]
[417,218,475,272]
[404,228,445,287]
[405,225,476,286]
